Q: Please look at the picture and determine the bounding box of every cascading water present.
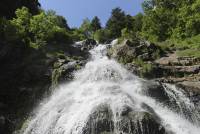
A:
[22,44,200,134]
[162,83,200,125]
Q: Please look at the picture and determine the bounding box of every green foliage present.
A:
[54,15,70,30]
[171,0,200,39]
[9,7,73,49]
[132,13,143,33]
[141,0,200,41]
[106,8,143,40]
[133,58,154,77]
[119,55,134,64]
[163,35,200,57]
[121,28,136,41]
[106,7,127,39]
[177,49,200,58]
[71,16,103,40]
[152,49,162,59]
[94,29,111,43]
[30,12,62,46]
[80,18,92,39]
[142,7,176,41]
[174,35,200,50]
[71,28,87,41]
[141,63,153,77]
[72,16,102,41]
[10,7,32,42]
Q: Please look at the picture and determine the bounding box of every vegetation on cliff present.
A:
[0,4,86,134]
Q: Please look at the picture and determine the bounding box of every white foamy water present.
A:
[22,44,200,134]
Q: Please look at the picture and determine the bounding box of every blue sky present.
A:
[39,0,144,27]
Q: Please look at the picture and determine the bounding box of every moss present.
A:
[15,118,31,134]
[72,56,82,60]
[133,58,154,78]
[152,49,162,59]
[75,64,81,70]
[119,55,134,64]
[141,63,153,75]
[133,58,144,66]
[156,40,175,51]
[51,62,64,87]
[117,37,124,44]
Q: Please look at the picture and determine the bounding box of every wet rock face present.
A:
[82,104,167,134]
[82,105,114,134]
[176,82,200,105]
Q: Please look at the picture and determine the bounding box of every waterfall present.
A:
[22,44,200,134]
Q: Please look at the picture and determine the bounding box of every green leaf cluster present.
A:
[141,0,200,41]
[5,7,73,50]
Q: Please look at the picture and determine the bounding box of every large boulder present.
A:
[82,104,168,134]
[108,39,162,63]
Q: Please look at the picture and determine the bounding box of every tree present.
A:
[106,7,127,39]
[121,28,137,41]
[132,13,143,33]
[171,0,200,39]
[9,7,72,49]
[90,16,101,32]
[46,10,70,30]
[71,28,87,41]
[10,7,32,44]
[80,18,92,38]
[0,0,40,18]
[56,15,70,30]
[29,10,72,48]
[141,0,200,41]
[142,7,177,41]
[124,15,135,30]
